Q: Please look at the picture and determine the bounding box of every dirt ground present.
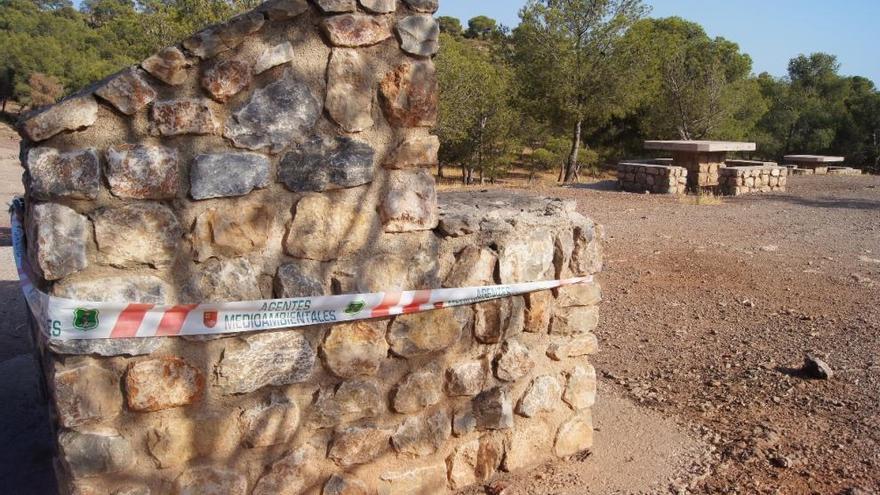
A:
[1,121,878,493]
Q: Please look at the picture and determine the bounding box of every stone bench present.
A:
[616,162,687,195]
[827,167,862,176]
[719,165,788,196]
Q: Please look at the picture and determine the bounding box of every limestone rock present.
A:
[452,404,476,437]
[447,435,503,489]
[260,0,310,20]
[329,423,392,467]
[546,334,598,361]
[274,261,326,297]
[240,398,300,448]
[20,95,98,142]
[285,189,379,261]
[502,418,552,471]
[437,214,477,237]
[192,205,271,261]
[106,144,179,199]
[125,357,204,412]
[50,275,168,356]
[146,422,196,468]
[190,152,269,200]
[474,299,512,344]
[189,257,262,301]
[384,135,440,169]
[311,379,383,427]
[524,290,553,333]
[315,0,356,12]
[184,12,264,58]
[152,98,219,136]
[353,247,439,293]
[54,364,120,428]
[379,462,447,495]
[571,223,602,275]
[446,359,488,397]
[142,47,190,86]
[253,446,319,495]
[475,434,504,482]
[224,70,320,153]
[323,474,370,495]
[26,147,101,200]
[359,0,396,14]
[93,203,181,268]
[201,59,253,102]
[322,14,393,47]
[443,246,496,289]
[387,308,461,358]
[393,366,442,413]
[279,136,374,192]
[215,330,316,395]
[254,42,295,74]
[326,48,374,132]
[95,68,157,115]
[402,0,437,12]
[322,321,389,379]
[174,466,247,495]
[495,339,534,382]
[379,60,437,127]
[396,15,439,57]
[498,230,554,283]
[28,202,88,280]
[555,282,602,307]
[58,428,133,479]
[381,169,438,232]
[473,387,513,430]
[554,412,593,457]
[549,305,599,336]
[391,409,450,457]
[516,375,561,418]
[562,365,596,410]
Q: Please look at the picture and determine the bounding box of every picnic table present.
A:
[783,155,845,175]
[644,140,756,191]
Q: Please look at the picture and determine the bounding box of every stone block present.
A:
[174,466,247,495]
[202,60,253,102]
[54,364,120,428]
[310,379,382,427]
[381,169,438,232]
[141,47,190,86]
[106,144,179,199]
[524,290,553,333]
[184,12,264,58]
[190,152,270,200]
[215,330,315,395]
[59,428,134,479]
[447,434,503,489]
[384,135,440,169]
[151,98,219,136]
[387,308,461,358]
[274,261,326,297]
[452,404,476,437]
[556,281,602,307]
[502,418,553,471]
[125,357,204,412]
[285,189,379,261]
[192,205,272,261]
[402,0,438,12]
[446,359,489,397]
[393,366,442,413]
[26,147,101,200]
[554,411,593,457]
[550,305,599,336]
[494,339,534,382]
[20,95,98,142]
[498,230,554,283]
[95,68,157,115]
[516,375,561,417]
[254,42,295,74]
[474,299,511,344]
[359,0,396,14]
[224,70,320,153]
[324,474,370,495]
[240,398,300,448]
[326,48,374,132]
[473,387,513,431]
[93,203,181,268]
[252,445,320,495]
[322,321,389,379]
[322,14,393,47]
[546,334,599,361]
[563,365,596,410]
[28,202,89,280]
[188,257,262,301]
[329,423,393,467]
[379,60,438,127]
[280,136,374,192]
[443,245,496,288]
[315,0,356,12]
[396,15,439,57]
[391,408,450,457]
[378,462,447,495]
[260,0,310,20]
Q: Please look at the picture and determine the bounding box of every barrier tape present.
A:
[10,198,591,341]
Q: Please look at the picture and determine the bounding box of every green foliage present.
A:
[437,16,463,36]
[465,15,498,39]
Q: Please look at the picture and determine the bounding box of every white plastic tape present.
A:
[10,198,591,341]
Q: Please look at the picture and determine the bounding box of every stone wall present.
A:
[616,162,688,194]
[15,2,605,493]
[718,164,788,196]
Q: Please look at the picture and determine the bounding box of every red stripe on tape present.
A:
[402,290,432,314]
[110,303,153,338]
[371,292,403,318]
[155,304,199,336]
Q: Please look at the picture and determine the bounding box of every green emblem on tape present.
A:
[344,300,367,315]
[73,308,99,331]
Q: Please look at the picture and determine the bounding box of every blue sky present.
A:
[437,0,880,85]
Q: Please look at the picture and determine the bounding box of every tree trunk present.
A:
[437,162,444,179]
[563,119,582,183]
